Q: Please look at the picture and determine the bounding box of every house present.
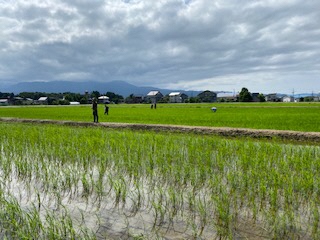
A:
[282,96,294,102]
[169,92,188,103]
[13,97,33,105]
[37,97,48,105]
[98,96,110,104]
[125,94,145,104]
[197,90,217,102]
[265,93,282,102]
[216,92,238,102]
[0,99,9,106]
[217,95,238,102]
[13,97,24,105]
[146,91,163,103]
[23,98,34,105]
[70,102,80,105]
[132,94,144,103]
[251,93,260,102]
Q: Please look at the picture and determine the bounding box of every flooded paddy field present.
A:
[0,121,319,239]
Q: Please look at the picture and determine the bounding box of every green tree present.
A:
[18,92,43,100]
[239,88,253,102]
[105,92,124,104]
[64,93,73,102]
[189,97,200,103]
[304,96,313,102]
[80,97,88,104]
[91,91,100,99]
[258,93,266,102]
[125,94,134,104]
[0,92,14,98]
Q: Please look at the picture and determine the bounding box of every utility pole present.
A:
[292,88,295,102]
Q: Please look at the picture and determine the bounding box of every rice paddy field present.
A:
[0,102,319,131]
[0,102,319,239]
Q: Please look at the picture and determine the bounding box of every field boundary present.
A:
[1,117,320,143]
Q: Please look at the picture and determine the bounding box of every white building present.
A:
[98,96,110,104]
[0,99,9,106]
[169,92,188,103]
[70,102,80,105]
[37,97,48,105]
[146,91,163,103]
[282,96,294,102]
[265,93,282,102]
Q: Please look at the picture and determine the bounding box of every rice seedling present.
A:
[0,121,319,239]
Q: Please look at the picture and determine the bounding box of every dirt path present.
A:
[1,117,320,143]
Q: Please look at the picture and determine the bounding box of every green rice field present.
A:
[0,103,319,239]
[0,102,320,131]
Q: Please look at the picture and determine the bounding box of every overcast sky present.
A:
[1,0,319,94]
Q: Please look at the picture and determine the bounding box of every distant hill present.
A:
[4,80,201,97]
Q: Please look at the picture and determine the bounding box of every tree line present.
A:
[0,91,124,105]
[0,88,266,104]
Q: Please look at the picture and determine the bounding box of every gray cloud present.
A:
[1,0,319,93]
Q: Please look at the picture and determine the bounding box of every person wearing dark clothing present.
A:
[104,104,109,115]
[92,98,98,123]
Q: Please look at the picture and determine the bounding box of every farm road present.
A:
[1,117,320,143]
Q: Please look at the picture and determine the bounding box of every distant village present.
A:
[0,88,319,106]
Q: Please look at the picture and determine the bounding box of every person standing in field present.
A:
[104,104,109,115]
[92,98,98,123]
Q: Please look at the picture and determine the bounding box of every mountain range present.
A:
[3,80,202,97]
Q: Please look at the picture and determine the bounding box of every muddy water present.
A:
[2,166,221,239]
[5,172,288,239]
[1,162,312,239]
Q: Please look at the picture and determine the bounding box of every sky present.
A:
[1,0,319,94]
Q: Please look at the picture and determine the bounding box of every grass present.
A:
[0,102,319,131]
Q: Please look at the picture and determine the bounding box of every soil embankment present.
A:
[1,117,320,143]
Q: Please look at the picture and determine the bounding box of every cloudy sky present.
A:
[1,0,319,94]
